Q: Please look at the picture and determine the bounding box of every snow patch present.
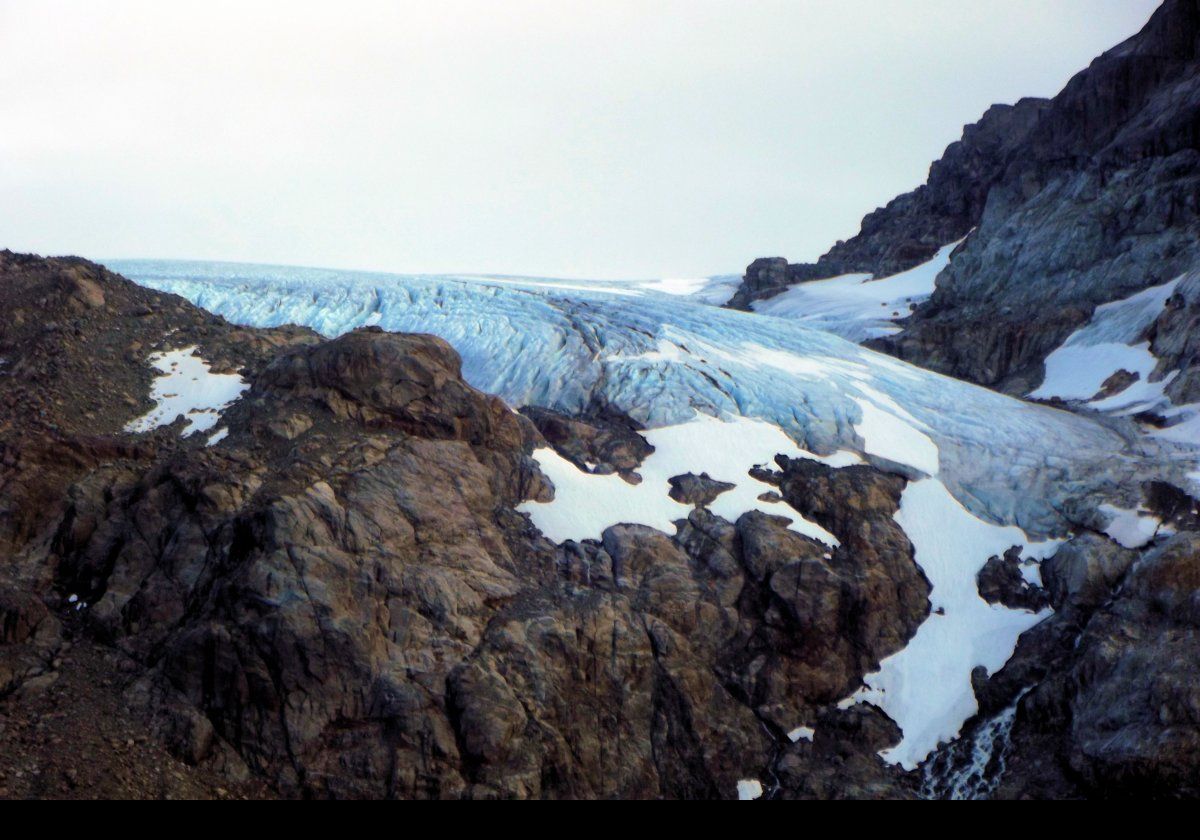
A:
[125,346,249,437]
[1030,277,1181,407]
[1030,341,1158,402]
[750,239,962,342]
[519,413,842,546]
[844,479,1058,771]
[1098,503,1163,549]
[787,726,815,743]
[736,779,763,800]
[851,397,939,476]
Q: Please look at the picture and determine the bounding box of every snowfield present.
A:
[520,413,843,546]
[749,240,962,342]
[112,257,1179,771]
[1028,273,1200,489]
[843,479,1059,770]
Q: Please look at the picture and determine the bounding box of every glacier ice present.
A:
[112,258,1159,534]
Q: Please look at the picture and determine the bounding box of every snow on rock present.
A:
[749,240,962,342]
[124,346,249,437]
[109,257,1179,779]
[1029,277,1181,406]
[519,413,842,546]
[1030,341,1161,403]
[844,478,1059,771]
[736,779,763,800]
[206,427,230,447]
[1098,503,1164,549]
[787,726,816,743]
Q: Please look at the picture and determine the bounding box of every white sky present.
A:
[0,0,1160,278]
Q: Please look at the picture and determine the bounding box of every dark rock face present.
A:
[1148,270,1200,404]
[667,472,735,506]
[48,336,933,798]
[732,1,1200,394]
[750,457,932,694]
[977,547,1051,613]
[877,148,1200,392]
[726,95,1049,313]
[1040,532,1138,611]
[988,532,1200,799]
[520,405,654,482]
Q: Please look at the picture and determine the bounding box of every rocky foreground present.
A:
[0,250,1198,798]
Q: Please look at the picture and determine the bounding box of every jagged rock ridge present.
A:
[731,0,1200,395]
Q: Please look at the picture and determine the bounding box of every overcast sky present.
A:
[1,0,1160,278]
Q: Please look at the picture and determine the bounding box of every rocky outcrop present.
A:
[520,406,653,482]
[985,531,1200,799]
[667,472,735,506]
[977,547,1051,613]
[7,246,1198,798]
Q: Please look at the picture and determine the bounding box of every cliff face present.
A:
[732,0,1200,394]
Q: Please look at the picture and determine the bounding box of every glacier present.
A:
[113,258,1168,534]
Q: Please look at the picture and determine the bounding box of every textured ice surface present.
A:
[114,259,1153,534]
[124,346,248,437]
[750,240,961,342]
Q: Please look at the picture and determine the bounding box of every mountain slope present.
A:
[730,0,1200,400]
